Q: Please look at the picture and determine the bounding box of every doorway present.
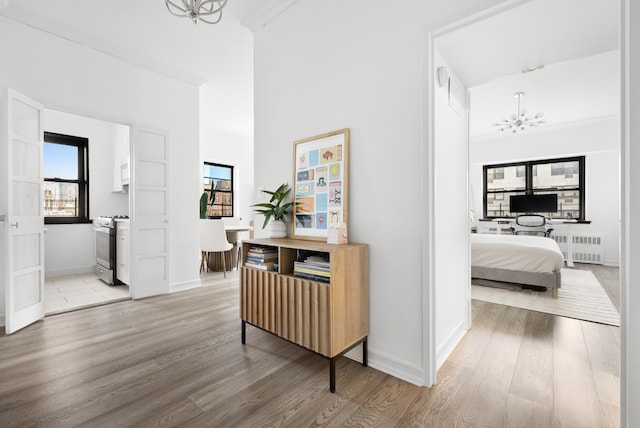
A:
[426,0,622,403]
[42,109,132,315]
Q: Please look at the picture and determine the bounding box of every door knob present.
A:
[10,222,18,228]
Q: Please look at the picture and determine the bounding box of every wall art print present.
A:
[292,128,349,240]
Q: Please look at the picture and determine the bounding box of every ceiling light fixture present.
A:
[495,92,545,134]
[165,0,227,25]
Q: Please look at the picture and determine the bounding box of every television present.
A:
[510,194,558,213]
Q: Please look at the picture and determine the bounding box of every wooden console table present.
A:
[239,238,369,392]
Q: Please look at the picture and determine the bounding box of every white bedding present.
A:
[471,233,565,274]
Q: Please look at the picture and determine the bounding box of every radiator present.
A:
[550,233,603,264]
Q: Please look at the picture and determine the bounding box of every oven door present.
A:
[94,225,115,284]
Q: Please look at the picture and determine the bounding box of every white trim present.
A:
[45,266,95,278]
[436,320,468,369]
[170,279,202,293]
[345,346,425,387]
[240,0,300,32]
[421,30,437,388]
[620,1,629,426]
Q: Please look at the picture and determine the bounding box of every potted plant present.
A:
[252,183,295,238]
[200,191,209,219]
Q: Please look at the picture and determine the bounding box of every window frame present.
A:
[43,132,90,224]
[482,155,585,221]
[203,162,234,218]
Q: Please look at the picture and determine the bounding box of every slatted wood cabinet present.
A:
[240,238,369,392]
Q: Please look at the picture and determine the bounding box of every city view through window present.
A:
[203,162,234,217]
[484,157,584,220]
[43,132,89,223]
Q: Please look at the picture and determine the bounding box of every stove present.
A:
[93,215,129,284]
[94,215,129,228]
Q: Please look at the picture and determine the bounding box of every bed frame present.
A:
[471,266,561,298]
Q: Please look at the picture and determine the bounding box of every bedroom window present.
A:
[203,162,234,218]
[483,156,585,221]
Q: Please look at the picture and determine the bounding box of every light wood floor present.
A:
[0,268,619,427]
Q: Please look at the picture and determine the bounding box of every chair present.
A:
[511,214,553,237]
[200,219,234,277]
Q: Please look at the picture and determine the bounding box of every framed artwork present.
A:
[292,128,349,240]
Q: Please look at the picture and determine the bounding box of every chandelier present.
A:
[495,92,545,133]
[165,0,228,24]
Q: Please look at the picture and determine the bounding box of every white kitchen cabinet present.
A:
[113,130,130,192]
[116,220,130,285]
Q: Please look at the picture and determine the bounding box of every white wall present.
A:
[0,16,201,314]
[43,109,130,277]
[433,52,470,368]
[200,88,254,226]
[469,117,620,265]
[253,0,504,385]
[199,22,254,228]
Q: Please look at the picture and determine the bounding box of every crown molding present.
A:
[240,0,299,32]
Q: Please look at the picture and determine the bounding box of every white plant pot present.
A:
[268,219,287,238]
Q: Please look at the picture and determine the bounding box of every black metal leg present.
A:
[241,320,246,345]
[363,337,368,367]
[329,358,336,393]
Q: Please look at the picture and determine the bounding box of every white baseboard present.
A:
[170,279,202,293]
[436,320,468,370]
[344,344,425,387]
[45,265,95,278]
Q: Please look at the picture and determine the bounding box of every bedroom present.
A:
[434,0,619,312]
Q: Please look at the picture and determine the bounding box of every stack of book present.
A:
[245,246,278,271]
[294,255,331,283]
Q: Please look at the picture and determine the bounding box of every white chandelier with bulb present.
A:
[165,0,227,24]
[495,91,545,133]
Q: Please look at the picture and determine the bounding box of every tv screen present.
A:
[510,194,558,213]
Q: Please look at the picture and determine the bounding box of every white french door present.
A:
[2,89,45,334]
[130,126,169,299]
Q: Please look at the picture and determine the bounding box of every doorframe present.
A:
[35,101,136,303]
[422,4,628,424]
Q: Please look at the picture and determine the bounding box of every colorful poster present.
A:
[316,212,327,229]
[292,129,349,240]
[315,166,328,191]
[319,145,343,165]
[295,214,314,228]
[329,163,341,181]
[329,182,342,208]
[309,150,319,167]
[296,196,315,213]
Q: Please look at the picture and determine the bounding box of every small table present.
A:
[206,225,253,271]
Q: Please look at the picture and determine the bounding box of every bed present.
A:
[470,233,565,298]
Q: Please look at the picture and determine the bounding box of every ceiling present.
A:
[1,0,620,137]
[435,0,620,138]
[0,0,299,85]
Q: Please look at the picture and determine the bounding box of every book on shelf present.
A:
[294,271,331,283]
[293,253,331,282]
[245,245,278,271]
[245,260,275,271]
[246,255,277,263]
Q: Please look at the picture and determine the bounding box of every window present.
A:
[483,156,585,220]
[203,162,234,217]
[43,132,89,224]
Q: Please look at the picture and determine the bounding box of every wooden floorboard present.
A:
[0,269,620,427]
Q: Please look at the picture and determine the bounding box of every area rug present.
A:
[471,268,620,326]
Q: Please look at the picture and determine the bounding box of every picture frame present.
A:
[291,128,349,241]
